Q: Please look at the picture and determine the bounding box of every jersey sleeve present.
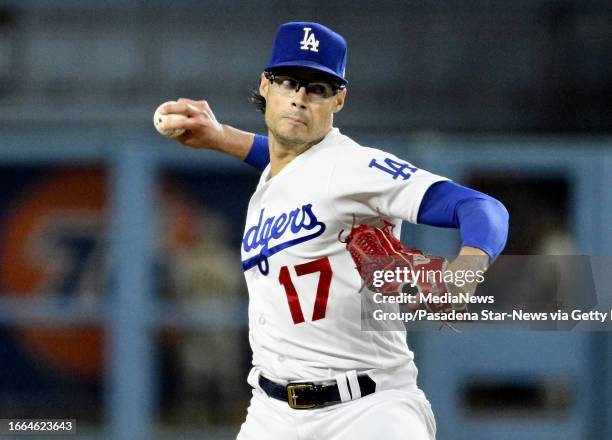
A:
[327,147,449,225]
[244,134,270,170]
[418,181,509,260]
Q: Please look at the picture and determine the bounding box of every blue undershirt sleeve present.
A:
[417,181,509,260]
[244,134,270,170]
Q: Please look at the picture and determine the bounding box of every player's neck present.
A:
[268,134,323,177]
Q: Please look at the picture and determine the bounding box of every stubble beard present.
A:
[269,125,309,150]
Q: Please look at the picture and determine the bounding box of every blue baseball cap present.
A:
[265,22,348,85]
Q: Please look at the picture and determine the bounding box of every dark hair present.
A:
[250,87,266,114]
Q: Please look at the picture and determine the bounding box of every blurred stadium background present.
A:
[0,0,610,439]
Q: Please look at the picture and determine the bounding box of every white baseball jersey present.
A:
[240,127,448,383]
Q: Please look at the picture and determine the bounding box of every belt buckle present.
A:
[287,383,316,409]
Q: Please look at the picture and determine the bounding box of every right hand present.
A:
[156,98,225,150]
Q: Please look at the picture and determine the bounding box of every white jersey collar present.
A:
[259,127,341,186]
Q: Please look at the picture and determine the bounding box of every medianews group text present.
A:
[372,292,494,305]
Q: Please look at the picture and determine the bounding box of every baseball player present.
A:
[157,22,509,440]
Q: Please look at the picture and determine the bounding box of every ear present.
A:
[259,72,269,97]
[332,88,347,113]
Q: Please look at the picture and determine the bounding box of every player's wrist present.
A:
[203,123,227,152]
[458,246,490,268]
[216,124,259,160]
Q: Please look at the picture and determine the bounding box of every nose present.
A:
[291,86,308,108]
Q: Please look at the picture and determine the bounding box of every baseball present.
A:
[153,101,186,138]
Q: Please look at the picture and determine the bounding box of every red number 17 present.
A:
[278,257,332,324]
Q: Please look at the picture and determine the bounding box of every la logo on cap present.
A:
[265,22,348,85]
[300,27,319,52]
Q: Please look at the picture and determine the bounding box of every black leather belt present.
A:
[258,374,376,409]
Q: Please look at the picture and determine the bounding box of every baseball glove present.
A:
[338,215,453,315]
